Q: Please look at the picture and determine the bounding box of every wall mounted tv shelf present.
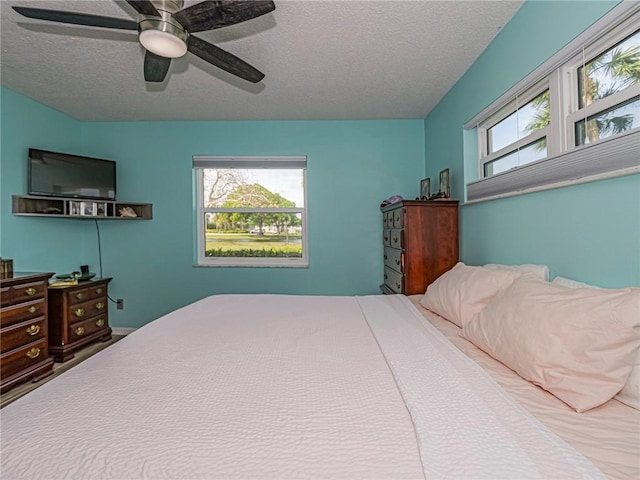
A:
[12,195,152,220]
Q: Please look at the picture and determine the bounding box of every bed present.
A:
[1,267,639,479]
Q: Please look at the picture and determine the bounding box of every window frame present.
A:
[193,156,309,268]
[563,18,640,148]
[478,79,552,176]
[466,4,640,203]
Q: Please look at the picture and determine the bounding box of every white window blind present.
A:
[467,129,639,202]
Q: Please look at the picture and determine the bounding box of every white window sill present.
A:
[195,259,309,268]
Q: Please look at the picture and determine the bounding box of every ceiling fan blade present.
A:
[187,35,264,83]
[122,1,160,17]
[12,6,138,30]
[144,51,171,82]
[173,0,275,33]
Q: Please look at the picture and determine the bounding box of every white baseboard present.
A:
[112,327,136,336]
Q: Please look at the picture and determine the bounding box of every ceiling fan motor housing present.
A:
[138,0,188,58]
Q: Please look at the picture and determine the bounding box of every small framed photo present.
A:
[420,178,430,200]
[96,202,108,216]
[69,201,82,216]
[439,168,450,198]
[81,201,96,216]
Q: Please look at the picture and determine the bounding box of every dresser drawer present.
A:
[383,212,390,229]
[68,315,109,341]
[68,284,108,303]
[0,299,46,328]
[1,317,46,351]
[90,284,107,298]
[12,280,47,304]
[383,266,404,294]
[67,298,108,323]
[392,208,403,228]
[1,286,11,308]
[382,229,391,247]
[383,247,403,273]
[0,338,49,380]
[390,228,403,249]
[68,287,90,305]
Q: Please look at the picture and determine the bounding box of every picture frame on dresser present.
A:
[420,178,431,200]
[439,168,450,198]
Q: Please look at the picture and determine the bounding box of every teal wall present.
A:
[1,93,424,327]
[424,0,640,288]
[0,88,93,272]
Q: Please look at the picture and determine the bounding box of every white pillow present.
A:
[484,263,549,281]
[553,276,640,410]
[419,262,523,328]
[617,356,640,410]
[552,276,596,289]
[461,274,640,412]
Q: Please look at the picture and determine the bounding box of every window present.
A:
[481,87,550,176]
[194,156,308,267]
[467,4,640,202]
[571,28,640,146]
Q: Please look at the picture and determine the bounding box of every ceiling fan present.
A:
[12,0,275,83]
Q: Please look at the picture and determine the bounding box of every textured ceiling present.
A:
[0,0,522,122]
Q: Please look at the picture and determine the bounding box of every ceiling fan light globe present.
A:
[139,29,187,58]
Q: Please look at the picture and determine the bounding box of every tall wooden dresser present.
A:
[381,200,459,294]
[1,272,55,393]
[48,278,112,362]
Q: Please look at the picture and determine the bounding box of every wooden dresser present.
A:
[381,200,459,294]
[0,272,55,393]
[48,278,112,362]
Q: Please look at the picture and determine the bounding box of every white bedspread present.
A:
[1,294,604,479]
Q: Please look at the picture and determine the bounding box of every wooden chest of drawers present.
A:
[381,200,459,294]
[48,278,112,362]
[0,272,55,393]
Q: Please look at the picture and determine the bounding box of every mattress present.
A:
[408,295,640,480]
[1,294,612,479]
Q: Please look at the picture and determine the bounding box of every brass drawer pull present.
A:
[25,287,37,296]
[26,347,40,359]
[74,308,85,318]
[96,318,105,328]
[75,326,85,336]
[95,288,103,295]
[75,292,86,300]
[26,324,41,336]
[95,301,105,310]
[28,305,39,314]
